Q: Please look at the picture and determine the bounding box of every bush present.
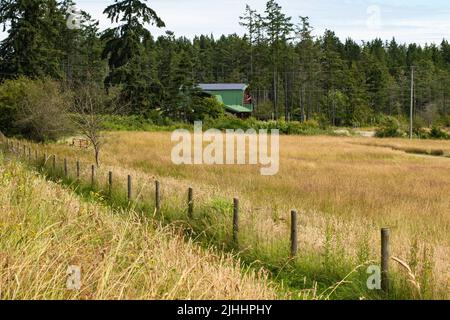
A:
[101,114,190,132]
[413,117,431,139]
[187,96,224,122]
[203,115,251,131]
[102,115,155,131]
[0,77,29,136]
[430,126,450,140]
[261,120,324,135]
[202,115,328,135]
[0,77,73,141]
[375,116,406,138]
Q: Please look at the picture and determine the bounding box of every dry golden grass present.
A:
[17,133,450,299]
[0,159,279,300]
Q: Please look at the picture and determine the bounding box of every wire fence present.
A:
[0,136,393,293]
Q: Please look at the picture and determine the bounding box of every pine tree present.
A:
[0,0,65,79]
[263,0,293,120]
[239,5,257,81]
[101,0,165,114]
[294,16,321,121]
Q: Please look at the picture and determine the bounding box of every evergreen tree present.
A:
[239,5,257,80]
[0,0,64,79]
[101,0,165,114]
[263,0,293,119]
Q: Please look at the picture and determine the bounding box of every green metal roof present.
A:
[213,94,252,113]
[199,83,248,91]
[224,104,252,113]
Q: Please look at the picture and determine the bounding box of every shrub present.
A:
[311,113,330,129]
[202,115,327,135]
[102,115,155,131]
[413,116,427,135]
[101,114,190,132]
[187,96,224,122]
[0,77,29,136]
[375,116,405,138]
[203,114,251,130]
[430,126,450,140]
[271,120,324,135]
[0,77,73,141]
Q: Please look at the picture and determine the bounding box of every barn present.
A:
[198,83,254,117]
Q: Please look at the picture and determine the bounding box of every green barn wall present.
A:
[204,90,244,107]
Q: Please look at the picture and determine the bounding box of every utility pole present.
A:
[410,66,415,140]
[273,70,278,120]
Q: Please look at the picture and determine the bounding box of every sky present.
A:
[3,0,450,45]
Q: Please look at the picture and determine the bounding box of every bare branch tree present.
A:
[71,84,123,167]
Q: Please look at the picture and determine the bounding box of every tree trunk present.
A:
[95,147,100,168]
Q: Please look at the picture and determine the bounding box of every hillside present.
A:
[0,157,278,300]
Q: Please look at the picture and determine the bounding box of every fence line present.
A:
[155,180,161,214]
[290,210,298,258]
[188,187,194,219]
[0,138,393,293]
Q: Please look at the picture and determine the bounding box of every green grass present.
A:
[0,154,277,299]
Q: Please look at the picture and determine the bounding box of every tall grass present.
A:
[0,156,279,300]
[3,134,449,299]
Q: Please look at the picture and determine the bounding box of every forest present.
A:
[1,0,450,133]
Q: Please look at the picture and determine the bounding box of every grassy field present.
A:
[4,133,450,299]
[0,157,278,299]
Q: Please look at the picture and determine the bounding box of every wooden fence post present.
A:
[381,228,390,293]
[290,210,298,258]
[91,165,95,186]
[76,160,80,180]
[233,198,239,246]
[35,149,38,161]
[52,155,56,170]
[65,158,69,177]
[155,180,161,213]
[127,175,132,201]
[188,187,194,218]
[108,171,113,197]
